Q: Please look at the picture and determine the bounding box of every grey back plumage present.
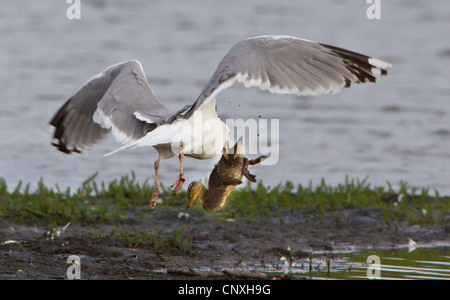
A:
[49,60,172,153]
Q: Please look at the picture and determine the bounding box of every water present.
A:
[267,247,450,280]
[0,0,449,195]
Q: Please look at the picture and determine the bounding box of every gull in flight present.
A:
[49,35,391,209]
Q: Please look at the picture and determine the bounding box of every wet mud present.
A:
[1,207,448,280]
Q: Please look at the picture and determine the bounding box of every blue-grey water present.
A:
[270,247,450,280]
[0,0,449,195]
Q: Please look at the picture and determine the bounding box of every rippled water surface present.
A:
[268,247,450,280]
[1,0,449,194]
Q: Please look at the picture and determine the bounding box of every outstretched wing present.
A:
[49,60,172,154]
[184,35,391,118]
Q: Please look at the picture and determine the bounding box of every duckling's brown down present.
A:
[187,138,266,212]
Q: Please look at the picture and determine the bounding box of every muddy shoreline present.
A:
[1,207,448,280]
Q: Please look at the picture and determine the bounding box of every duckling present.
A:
[187,137,266,212]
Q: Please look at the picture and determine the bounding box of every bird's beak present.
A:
[187,182,198,209]
[187,194,196,209]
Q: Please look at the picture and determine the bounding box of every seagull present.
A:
[48,35,391,209]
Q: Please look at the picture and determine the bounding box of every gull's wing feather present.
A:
[185,35,391,118]
[49,60,172,153]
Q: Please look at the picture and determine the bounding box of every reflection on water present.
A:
[269,247,450,280]
[0,0,449,195]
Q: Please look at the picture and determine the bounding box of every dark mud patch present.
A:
[1,207,448,279]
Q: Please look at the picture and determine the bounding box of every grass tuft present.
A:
[0,172,448,226]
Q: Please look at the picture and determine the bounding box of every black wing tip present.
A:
[347,65,377,83]
[51,140,82,154]
[49,107,82,155]
[49,97,84,154]
[319,42,391,81]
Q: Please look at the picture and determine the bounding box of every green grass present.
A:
[0,173,448,226]
[0,172,186,225]
[84,225,193,255]
[216,176,449,225]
